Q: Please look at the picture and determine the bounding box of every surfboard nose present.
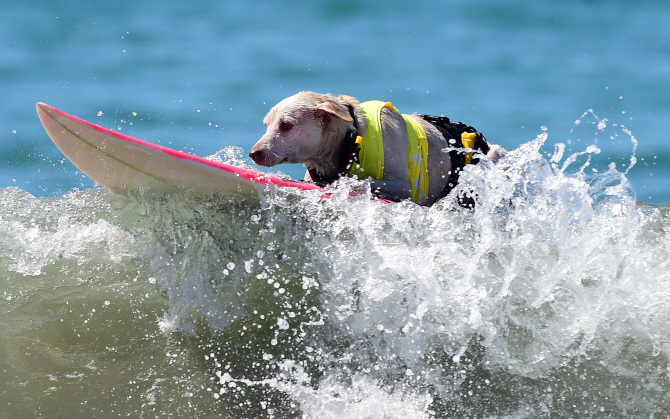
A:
[36,102,49,120]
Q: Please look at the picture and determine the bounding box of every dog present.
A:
[249,91,504,206]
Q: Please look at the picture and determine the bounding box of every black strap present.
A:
[417,115,489,207]
[308,104,360,185]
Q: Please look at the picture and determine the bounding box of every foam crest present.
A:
[3,119,666,416]
[91,120,670,415]
[0,188,137,277]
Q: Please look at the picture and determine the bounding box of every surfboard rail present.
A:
[36,102,323,196]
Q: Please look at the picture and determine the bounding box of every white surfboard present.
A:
[36,102,323,197]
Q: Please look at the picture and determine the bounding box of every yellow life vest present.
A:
[348,101,429,204]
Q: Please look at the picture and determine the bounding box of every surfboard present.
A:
[36,102,323,197]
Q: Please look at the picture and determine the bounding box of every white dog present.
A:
[250,91,504,206]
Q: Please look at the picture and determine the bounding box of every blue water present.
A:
[3,0,670,201]
[3,1,670,417]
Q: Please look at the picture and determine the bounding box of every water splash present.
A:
[1,119,669,417]
[112,123,668,416]
[206,145,257,171]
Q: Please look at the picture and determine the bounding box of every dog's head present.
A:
[249,92,362,174]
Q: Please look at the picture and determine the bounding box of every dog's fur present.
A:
[249,91,504,205]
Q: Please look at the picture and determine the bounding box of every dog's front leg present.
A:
[370,179,412,202]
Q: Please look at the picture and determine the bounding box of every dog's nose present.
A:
[249,150,262,161]
[249,148,263,164]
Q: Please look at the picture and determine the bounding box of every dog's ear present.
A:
[315,102,353,126]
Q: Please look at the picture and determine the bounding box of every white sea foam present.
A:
[1,120,669,417]
[124,120,670,416]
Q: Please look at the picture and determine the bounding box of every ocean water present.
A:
[2,0,670,417]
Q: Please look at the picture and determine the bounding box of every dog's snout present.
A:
[249,147,270,166]
[249,148,261,161]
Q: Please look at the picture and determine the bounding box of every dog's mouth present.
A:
[268,151,292,166]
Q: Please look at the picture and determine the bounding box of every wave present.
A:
[1,115,669,417]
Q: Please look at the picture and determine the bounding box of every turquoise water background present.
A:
[3,1,670,418]
[2,0,669,201]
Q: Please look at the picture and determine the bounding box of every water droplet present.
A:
[97,111,103,117]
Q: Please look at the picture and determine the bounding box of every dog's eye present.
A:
[279,121,293,132]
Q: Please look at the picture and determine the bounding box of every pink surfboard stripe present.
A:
[39,103,323,192]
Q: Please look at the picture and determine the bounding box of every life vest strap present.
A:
[308,104,361,185]
[416,114,489,207]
